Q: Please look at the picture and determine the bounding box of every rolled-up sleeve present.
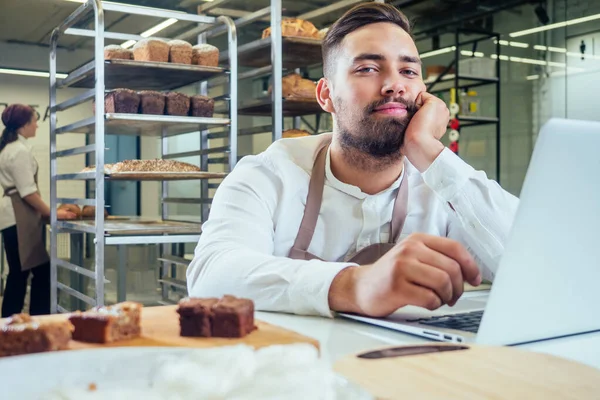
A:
[7,147,38,198]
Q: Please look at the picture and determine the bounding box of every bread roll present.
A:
[81,206,109,219]
[282,129,311,138]
[133,39,169,63]
[192,44,219,67]
[269,74,317,99]
[262,18,320,39]
[58,204,82,219]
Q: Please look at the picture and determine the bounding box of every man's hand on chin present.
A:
[401,92,450,172]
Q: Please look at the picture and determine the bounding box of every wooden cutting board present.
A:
[36,305,319,351]
[334,344,600,399]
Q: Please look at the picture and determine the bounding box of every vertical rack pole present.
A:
[198,32,210,223]
[92,0,106,307]
[495,32,501,184]
[271,0,283,141]
[218,16,237,171]
[49,29,59,313]
[161,127,169,301]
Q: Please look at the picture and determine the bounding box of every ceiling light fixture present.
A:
[510,13,600,37]
[120,18,178,48]
[0,68,68,79]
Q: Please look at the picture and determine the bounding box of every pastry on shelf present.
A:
[0,313,73,357]
[132,38,169,63]
[262,18,320,40]
[81,206,109,219]
[69,301,142,344]
[58,203,82,219]
[269,73,317,99]
[168,40,193,64]
[103,88,140,114]
[282,128,311,138]
[189,95,215,118]
[165,92,191,116]
[192,44,219,67]
[177,295,256,338]
[138,90,166,115]
[81,159,201,174]
[103,44,133,60]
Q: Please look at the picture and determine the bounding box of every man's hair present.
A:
[322,3,412,78]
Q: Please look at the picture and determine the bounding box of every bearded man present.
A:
[187,3,518,318]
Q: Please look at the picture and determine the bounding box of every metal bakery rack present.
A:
[48,0,238,313]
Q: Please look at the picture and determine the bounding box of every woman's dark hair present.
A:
[0,104,35,153]
[322,3,412,78]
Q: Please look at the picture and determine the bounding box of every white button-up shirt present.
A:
[0,135,39,231]
[187,133,519,317]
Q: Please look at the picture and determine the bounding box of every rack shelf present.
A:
[427,74,499,93]
[221,36,322,69]
[236,97,323,117]
[58,113,231,137]
[60,59,226,91]
[57,171,228,181]
[57,218,201,237]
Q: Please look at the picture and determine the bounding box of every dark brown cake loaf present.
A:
[176,295,255,338]
[68,301,142,343]
[104,89,140,114]
[165,92,191,116]
[177,297,219,337]
[0,314,73,357]
[138,90,166,115]
[189,95,214,118]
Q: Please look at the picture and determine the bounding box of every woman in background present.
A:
[0,104,75,317]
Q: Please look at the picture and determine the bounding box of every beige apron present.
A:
[3,169,50,271]
[288,139,408,265]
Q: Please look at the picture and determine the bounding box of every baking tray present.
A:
[60,59,226,91]
[220,36,323,69]
[59,113,231,137]
[105,171,228,181]
[235,97,324,117]
[65,217,202,236]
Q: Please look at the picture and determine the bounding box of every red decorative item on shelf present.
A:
[449,141,459,154]
[449,118,460,130]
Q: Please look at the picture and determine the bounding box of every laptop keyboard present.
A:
[407,310,484,333]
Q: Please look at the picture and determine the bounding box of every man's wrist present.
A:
[403,137,445,173]
[328,266,361,314]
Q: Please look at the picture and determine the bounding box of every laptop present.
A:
[340,118,600,345]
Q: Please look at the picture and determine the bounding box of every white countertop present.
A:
[255,311,600,370]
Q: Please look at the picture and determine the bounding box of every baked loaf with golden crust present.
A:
[192,44,219,67]
[168,40,193,64]
[57,204,82,219]
[269,73,317,99]
[133,39,169,63]
[81,206,109,219]
[262,18,320,39]
[282,129,311,138]
[104,45,133,60]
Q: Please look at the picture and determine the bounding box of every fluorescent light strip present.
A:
[120,17,178,48]
[526,74,539,80]
[0,68,68,79]
[510,13,600,37]
[494,40,529,48]
[420,46,456,58]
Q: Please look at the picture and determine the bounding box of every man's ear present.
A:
[316,78,335,113]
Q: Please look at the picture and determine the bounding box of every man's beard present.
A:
[336,97,417,172]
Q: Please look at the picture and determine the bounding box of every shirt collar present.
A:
[324,145,404,200]
[17,134,30,148]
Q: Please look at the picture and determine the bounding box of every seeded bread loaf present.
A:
[104,44,133,60]
[104,89,140,114]
[133,39,169,63]
[192,44,219,67]
[138,90,165,115]
[168,40,193,64]
[165,92,190,116]
[189,95,214,118]
[262,18,320,39]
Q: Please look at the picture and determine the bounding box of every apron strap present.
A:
[289,142,329,258]
[388,170,409,243]
[3,186,17,197]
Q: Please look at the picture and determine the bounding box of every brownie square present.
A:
[211,295,255,338]
[177,297,218,337]
[68,301,142,344]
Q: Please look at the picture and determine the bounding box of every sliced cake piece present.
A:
[211,295,256,338]
[177,297,219,337]
[0,314,73,357]
[68,301,142,343]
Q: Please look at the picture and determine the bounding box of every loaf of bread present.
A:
[104,45,133,60]
[58,204,82,219]
[81,206,109,219]
[190,95,214,118]
[138,90,165,115]
[104,89,140,114]
[192,44,219,67]
[269,74,317,99]
[283,129,311,138]
[81,164,113,174]
[262,18,320,39]
[318,27,329,40]
[165,92,190,116]
[133,39,169,63]
[168,40,193,64]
